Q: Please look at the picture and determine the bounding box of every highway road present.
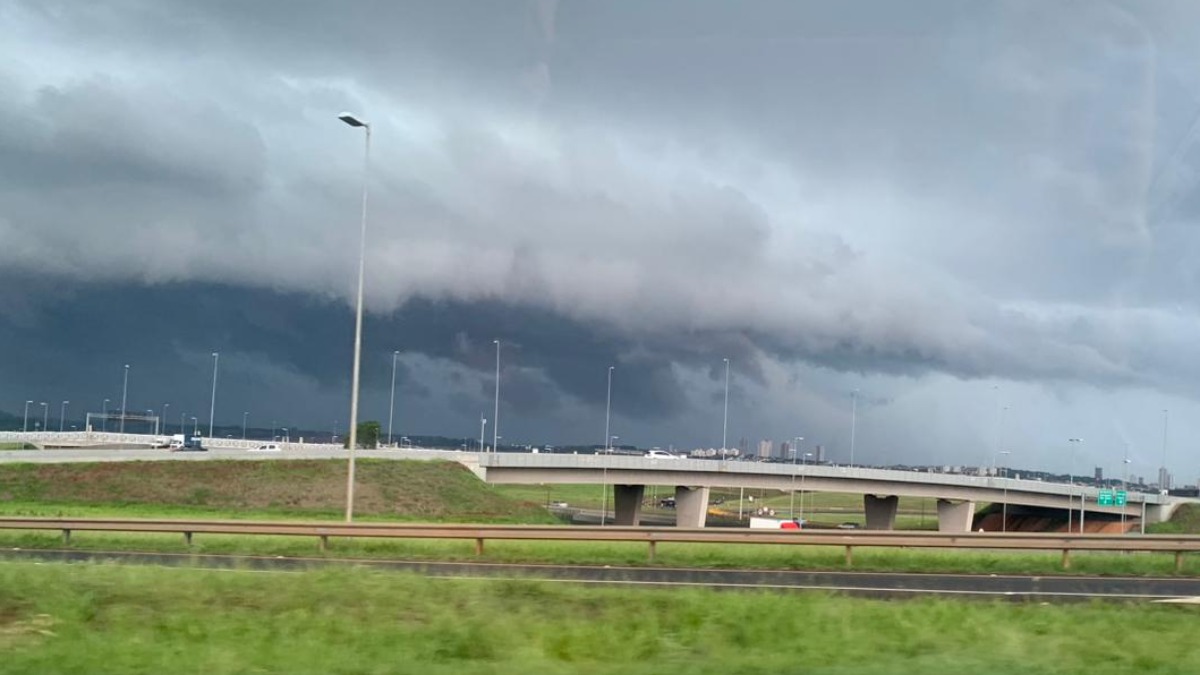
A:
[0,446,475,465]
[3,548,1197,602]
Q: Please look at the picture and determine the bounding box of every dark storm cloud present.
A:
[5,1,1200,460]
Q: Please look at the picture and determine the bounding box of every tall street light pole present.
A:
[388,350,400,446]
[493,340,501,454]
[721,358,730,451]
[242,411,249,440]
[604,366,614,453]
[161,403,169,436]
[102,399,109,432]
[59,401,69,431]
[338,111,371,522]
[23,400,31,432]
[1067,437,1083,532]
[996,449,1011,532]
[120,364,130,433]
[479,415,487,453]
[1122,444,1132,531]
[40,402,47,432]
[208,352,219,438]
[849,389,859,468]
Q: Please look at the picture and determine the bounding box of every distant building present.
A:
[1158,468,1172,490]
[1094,466,1103,481]
[779,441,791,460]
[815,445,826,463]
[757,439,774,459]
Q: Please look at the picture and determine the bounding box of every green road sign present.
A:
[1115,490,1128,506]
[1098,490,1114,506]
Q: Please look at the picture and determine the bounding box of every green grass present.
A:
[1,562,1197,674]
[0,443,34,451]
[1,529,1196,577]
[0,460,555,524]
[1148,503,1200,534]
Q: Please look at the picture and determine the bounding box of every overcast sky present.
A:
[3,1,1200,480]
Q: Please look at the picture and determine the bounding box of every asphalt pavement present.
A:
[3,548,1197,602]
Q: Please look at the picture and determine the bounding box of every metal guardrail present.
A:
[1,517,1196,571]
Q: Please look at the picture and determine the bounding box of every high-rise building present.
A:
[1094,466,1103,481]
[1158,467,1172,490]
[757,439,774,459]
[815,445,826,463]
[779,441,791,460]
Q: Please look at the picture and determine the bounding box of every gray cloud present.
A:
[4,1,1200,472]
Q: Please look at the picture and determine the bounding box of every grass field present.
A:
[0,459,554,523]
[1,562,1197,675]
[0,443,34,451]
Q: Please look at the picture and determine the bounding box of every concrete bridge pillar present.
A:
[863,494,899,530]
[936,499,976,532]
[613,484,645,526]
[675,486,710,528]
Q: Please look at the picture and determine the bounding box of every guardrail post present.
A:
[648,540,657,562]
[475,538,485,556]
[62,529,70,545]
[184,532,193,547]
[1175,551,1184,573]
[845,545,853,567]
[1061,548,1071,570]
[319,535,329,552]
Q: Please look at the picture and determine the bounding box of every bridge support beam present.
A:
[675,486,710,528]
[613,484,645,526]
[936,499,976,532]
[863,494,898,530]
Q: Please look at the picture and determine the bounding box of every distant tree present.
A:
[343,420,381,449]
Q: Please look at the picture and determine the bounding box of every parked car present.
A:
[250,443,282,452]
[645,449,681,460]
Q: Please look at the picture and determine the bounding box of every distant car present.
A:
[149,437,170,449]
[659,497,676,508]
[549,501,569,508]
[250,443,282,452]
[837,522,860,530]
[645,450,680,460]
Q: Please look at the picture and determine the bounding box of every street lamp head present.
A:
[493,339,500,345]
[338,112,368,128]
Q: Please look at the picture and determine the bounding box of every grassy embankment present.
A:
[0,459,554,523]
[1,460,1197,576]
[1,563,1198,675]
[0,443,35,451]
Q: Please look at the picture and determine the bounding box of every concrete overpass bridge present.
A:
[479,453,1185,532]
[2,432,1188,532]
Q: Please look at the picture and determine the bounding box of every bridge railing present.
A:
[1,517,1196,572]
